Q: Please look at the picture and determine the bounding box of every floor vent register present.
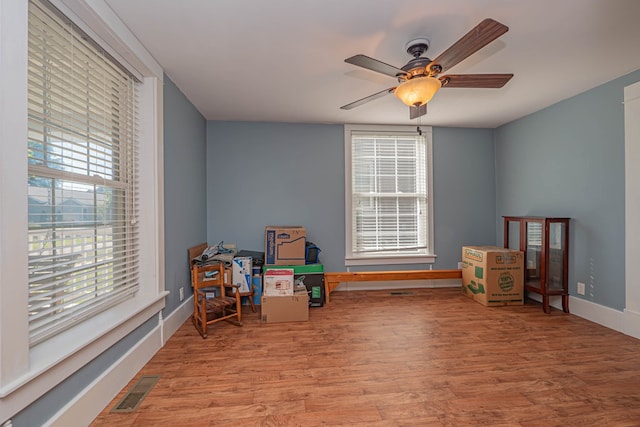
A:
[111,375,160,413]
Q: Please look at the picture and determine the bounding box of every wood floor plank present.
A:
[91,288,640,426]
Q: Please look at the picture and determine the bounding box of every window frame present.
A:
[344,124,436,266]
[0,0,166,418]
[27,0,142,345]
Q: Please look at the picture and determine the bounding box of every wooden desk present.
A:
[324,269,462,303]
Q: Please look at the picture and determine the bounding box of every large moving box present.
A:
[264,226,306,265]
[461,246,524,306]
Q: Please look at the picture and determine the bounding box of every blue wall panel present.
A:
[163,76,207,309]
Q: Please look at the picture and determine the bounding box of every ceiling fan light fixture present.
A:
[394,76,442,107]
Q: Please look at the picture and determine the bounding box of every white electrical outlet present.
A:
[179,287,185,301]
[577,282,586,295]
[457,262,463,269]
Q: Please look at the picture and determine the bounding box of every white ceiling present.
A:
[103,0,640,128]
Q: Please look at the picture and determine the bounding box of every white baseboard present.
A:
[44,297,194,427]
[333,279,461,292]
[526,292,640,340]
[567,295,625,332]
[161,296,194,344]
[46,323,163,427]
[623,309,640,339]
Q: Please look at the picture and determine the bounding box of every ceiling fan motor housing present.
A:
[400,38,438,81]
[400,57,433,81]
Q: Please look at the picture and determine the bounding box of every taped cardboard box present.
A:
[461,246,524,307]
[264,226,306,265]
[261,294,309,323]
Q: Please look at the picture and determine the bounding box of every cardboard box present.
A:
[261,294,309,323]
[264,226,306,265]
[264,264,325,307]
[232,257,252,293]
[461,246,524,306]
[263,268,294,296]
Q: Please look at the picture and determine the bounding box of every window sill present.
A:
[345,254,437,267]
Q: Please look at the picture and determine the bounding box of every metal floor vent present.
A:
[111,375,160,413]
[390,291,415,296]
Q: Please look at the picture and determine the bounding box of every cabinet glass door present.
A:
[525,221,543,290]
[547,221,566,291]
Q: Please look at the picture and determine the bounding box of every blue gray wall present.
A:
[432,127,496,268]
[206,122,497,272]
[163,76,207,308]
[206,122,345,270]
[495,69,640,310]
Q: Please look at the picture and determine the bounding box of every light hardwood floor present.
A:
[91,288,640,426]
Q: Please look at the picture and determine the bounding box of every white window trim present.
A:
[344,124,436,267]
[0,0,166,420]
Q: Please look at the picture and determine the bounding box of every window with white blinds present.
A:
[27,0,139,346]
[345,125,434,265]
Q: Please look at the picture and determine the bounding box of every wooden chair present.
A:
[240,285,257,313]
[189,243,242,338]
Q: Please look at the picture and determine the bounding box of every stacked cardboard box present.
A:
[264,226,306,265]
[261,267,309,323]
[261,226,310,323]
[263,268,295,296]
[260,294,309,323]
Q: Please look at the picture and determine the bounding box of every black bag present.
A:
[305,241,321,264]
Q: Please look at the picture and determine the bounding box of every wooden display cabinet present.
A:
[503,216,570,314]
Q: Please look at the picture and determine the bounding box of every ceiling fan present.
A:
[340,18,513,119]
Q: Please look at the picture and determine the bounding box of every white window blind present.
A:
[347,127,432,263]
[27,0,139,346]
[526,222,543,247]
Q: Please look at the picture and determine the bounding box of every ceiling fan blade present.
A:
[409,104,427,119]
[430,18,509,74]
[340,87,396,110]
[345,54,408,78]
[440,73,513,88]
